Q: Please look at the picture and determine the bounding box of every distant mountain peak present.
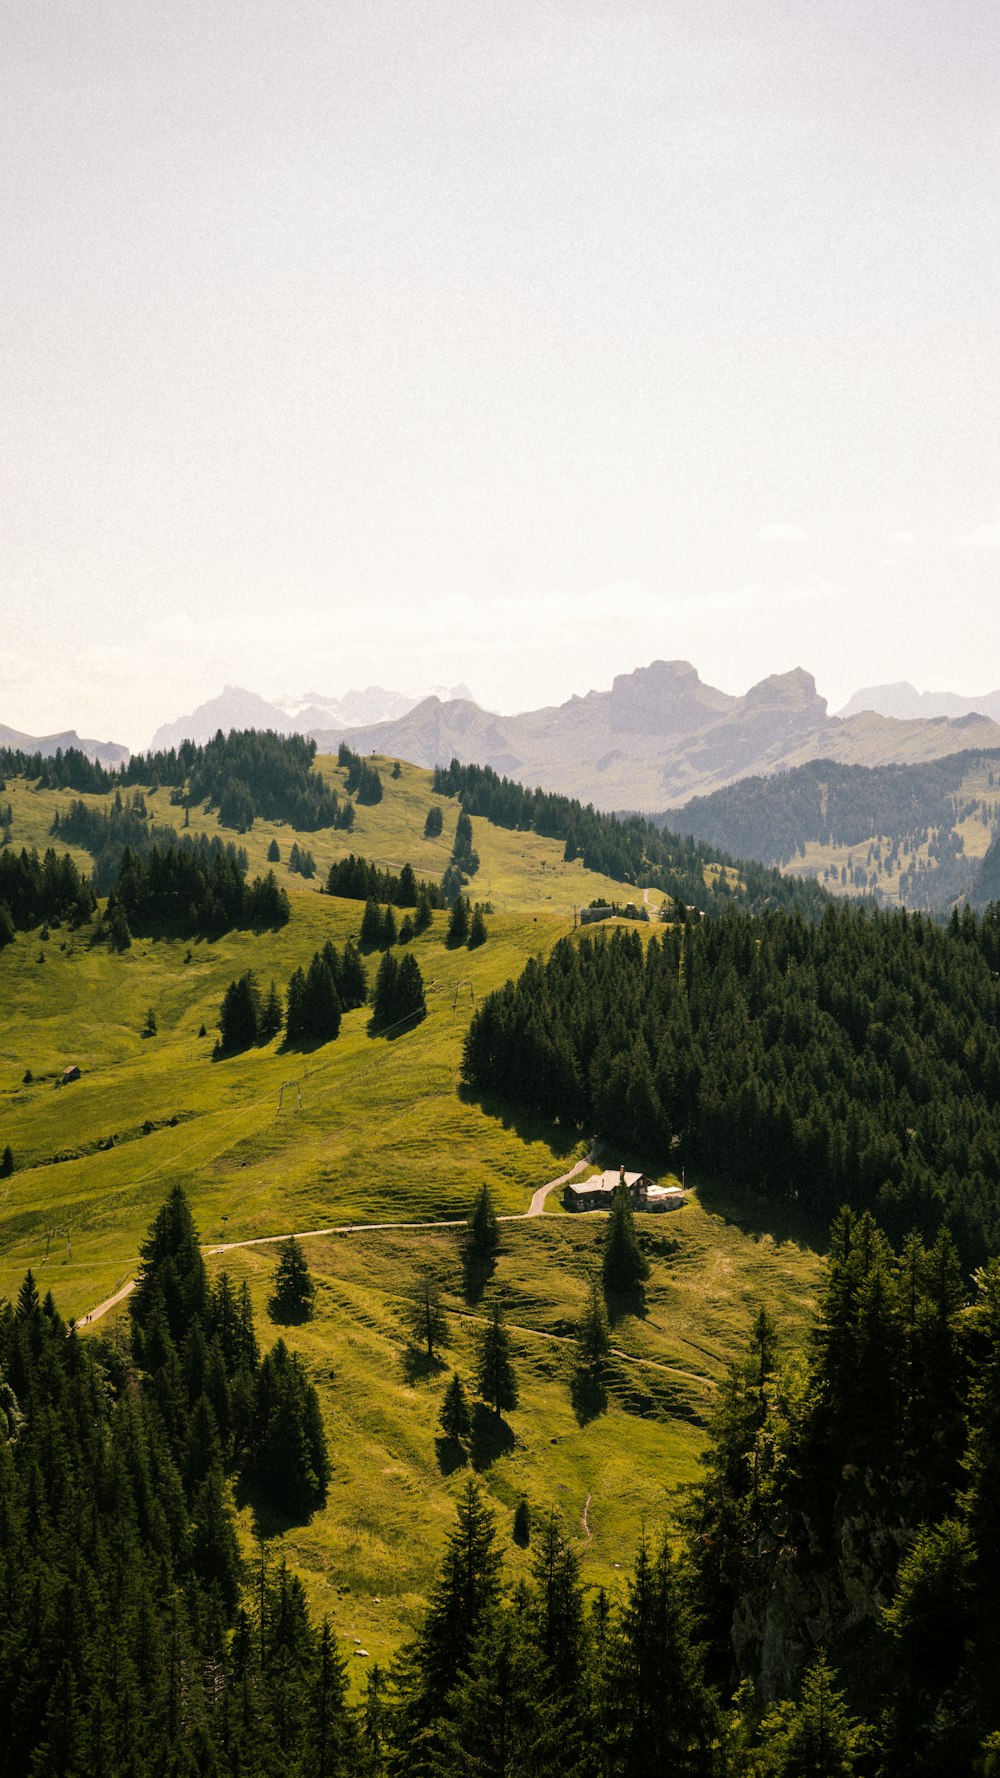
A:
[837,682,1000,723]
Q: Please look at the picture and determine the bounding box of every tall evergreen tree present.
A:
[270,1236,317,1322]
[439,1372,472,1446]
[406,1269,448,1360]
[602,1182,649,1302]
[476,1303,518,1419]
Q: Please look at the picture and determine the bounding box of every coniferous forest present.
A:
[462,902,1000,1268]
[432,758,829,917]
[7,1188,1000,1771]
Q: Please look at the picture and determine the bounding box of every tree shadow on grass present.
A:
[603,1282,647,1328]
[455,1083,580,1164]
[241,1487,314,1541]
[366,1009,427,1042]
[435,1434,469,1476]
[695,1171,829,1254]
[461,1246,497,1307]
[268,1303,314,1328]
[470,1402,515,1471]
[402,1344,448,1386]
[570,1366,608,1427]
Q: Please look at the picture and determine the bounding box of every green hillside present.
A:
[0,743,829,1677]
[659,749,1000,911]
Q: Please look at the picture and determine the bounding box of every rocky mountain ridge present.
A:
[0,724,130,768]
[313,660,1000,809]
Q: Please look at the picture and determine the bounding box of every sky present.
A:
[2,0,999,748]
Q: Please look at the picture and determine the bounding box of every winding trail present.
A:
[76,1151,598,1330]
[581,1493,592,1542]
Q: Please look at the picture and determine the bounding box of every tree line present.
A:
[107,842,290,942]
[10,1180,1000,1768]
[3,729,352,832]
[218,932,426,1051]
[432,757,829,917]
[0,1186,339,1778]
[338,742,384,805]
[462,902,1000,1270]
[326,851,445,909]
[0,845,96,941]
[657,750,1000,913]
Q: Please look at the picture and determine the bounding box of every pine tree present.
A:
[407,1269,448,1360]
[439,1371,472,1445]
[573,1278,612,1418]
[476,1302,518,1419]
[754,1652,869,1777]
[218,970,262,1052]
[260,978,283,1039]
[246,1339,329,1518]
[270,1236,316,1322]
[467,905,487,948]
[0,1144,12,1177]
[513,1496,531,1546]
[360,898,382,949]
[371,951,400,1028]
[447,896,470,945]
[267,838,281,862]
[603,1533,718,1774]
[602,1182,649,1301]
[413,1476,503,1706]
[336,938,368,1010]
[285,966,307,1042]
[395,952,426,1022]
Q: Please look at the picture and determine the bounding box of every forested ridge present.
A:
[462,901,1000,1268]
[657,751,1000,910]
[1,729,350,832]
[432,758,828,917]
[7,1189,1000,1769]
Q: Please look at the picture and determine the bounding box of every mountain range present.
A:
[318,661,1000,809]
[0,723,130,768]
[148,682,473,751]
[836,681,1000,723]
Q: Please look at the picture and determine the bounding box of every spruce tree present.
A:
[260,979,283,1040]
[467,905,487,948]
[603,1533,718,1773]
[219,971,262,1052]
[413,1476,502,1706]
[371,951,400,1028]
[0,1144,12,1177]
[360,898,382,949]
[395,952,426,1022]
[754,1653,869,1777]
[573,1277,612,1417]
[447,896,470,945]
[270,1236,316,1322]
[439,1371,472,1445]
[336,938,368,1010]
[407,1269,448,1360]
[267,838,280,862]
[602,1182,649,1301]
[476,1302,518,1419]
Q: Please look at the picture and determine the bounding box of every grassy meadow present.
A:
[0,749,823,1671]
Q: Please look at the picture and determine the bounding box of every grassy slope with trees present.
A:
[0,744,827,1689]
[657,748,1000,911]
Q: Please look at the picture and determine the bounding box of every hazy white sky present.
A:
[3,0,999,746]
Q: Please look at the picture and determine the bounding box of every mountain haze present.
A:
[837,681,1000,722]
[313,660,1000,808]
[0,723,129,767]
[150,682,475,751]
